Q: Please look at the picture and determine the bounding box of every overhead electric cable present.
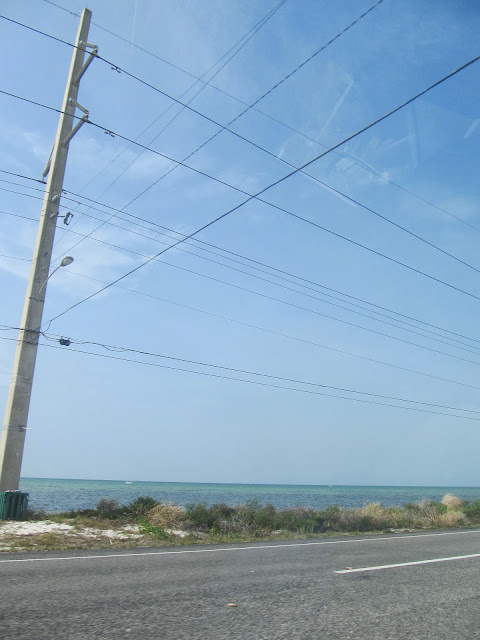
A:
[2,195,480,357]
[65,232,480,364]
[51,52,480,276]
[5,56,475,325]
[92,0,386,214]
[52,227,480,358]
[3,51,480,280]
[42,0,288,83]
[3,5,390,253]
[0,254,30,262]
[3,51,480,306]
[3,181,480,356]
[42,217,480,358]
[1,333,477,421]
[51,0,289,249]
[3,197,480,359]
[37,329,480,415]
[3,177,480,356]
[0,168,46,185]
[33,3,480,236]
[50,269,480,391]
[6,247,480,393]
[56,187,480,348]
[4,195,473,364]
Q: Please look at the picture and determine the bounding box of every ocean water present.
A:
[18,478,480,513]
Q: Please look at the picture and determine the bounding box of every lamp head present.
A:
[60,256,74,267]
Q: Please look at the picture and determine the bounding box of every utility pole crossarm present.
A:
[0,9,94,492]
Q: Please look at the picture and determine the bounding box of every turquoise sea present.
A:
[18,478,480,513]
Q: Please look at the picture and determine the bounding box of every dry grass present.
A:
[442,494,464,510]
[146,503,189,529]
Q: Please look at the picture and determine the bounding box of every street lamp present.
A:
[38,256,74,294]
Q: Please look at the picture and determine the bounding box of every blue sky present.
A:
[1,0,479,485]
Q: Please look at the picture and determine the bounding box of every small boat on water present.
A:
[125,481,134,484]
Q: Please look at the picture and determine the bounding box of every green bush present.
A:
[464,500,480,522]
[139,520,171,539]
[126,496,158,516]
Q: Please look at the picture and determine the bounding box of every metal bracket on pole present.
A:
[73,42,98,85]
[62,99,89,146]
[68,98,89,115]
[62,114,89,146]
[79,41,97,50]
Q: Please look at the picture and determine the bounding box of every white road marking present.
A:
[336,552,480,574]
[0,528,479,564]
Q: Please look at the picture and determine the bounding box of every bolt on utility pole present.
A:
[0,8,97,492]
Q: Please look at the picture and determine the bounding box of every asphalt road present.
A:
[1,528,480,639]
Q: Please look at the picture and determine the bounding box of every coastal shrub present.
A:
[272,507,320,533]
[125,496,158,517]
[139,520,171,539]
[96,499,119,516]
[186,503,237,530]
[215,510,255,534]
[235,500,260,526]
[437,510,467,527]
[95,496,160,521]
[400,500,467,528]
[463,500,480,522]
[146,503,188,529]
[185,502,211,528]
[210,503,236,521]
[442,494,463,510]
[321,505,345,530]
[253,504,277,531]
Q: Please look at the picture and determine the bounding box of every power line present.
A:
[59,230,480,365]
[5,175,479,353]
[0,168,46,185]
[3,51,480,307]
[0,253,30,262]
[86,0,384,196]
[35,1,480,237]
[51,0,289,250]
[3,196,472,365]
[4,7,396,263]
[83,0,386,218]
[2,186,480,354]
[7,249,480,395]
[5,199,480,381]
[51,205,480,353]
[6,252,472,393]
[58,229,480,359]
[42,0,289,85]
[1,332,478,421]
[6,35,480,280]
[54,47,480,277]
[31,269,480,393]
[63,4,480,284]
[56,189,480,348]
[5,195,480,364]
[37,330,480,415]
[46,216,480,359]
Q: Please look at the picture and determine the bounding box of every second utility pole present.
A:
[0,8,96,492]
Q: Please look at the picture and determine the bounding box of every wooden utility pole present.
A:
[0,8,96,491]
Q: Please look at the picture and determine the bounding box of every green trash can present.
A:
[0,491,29,520]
